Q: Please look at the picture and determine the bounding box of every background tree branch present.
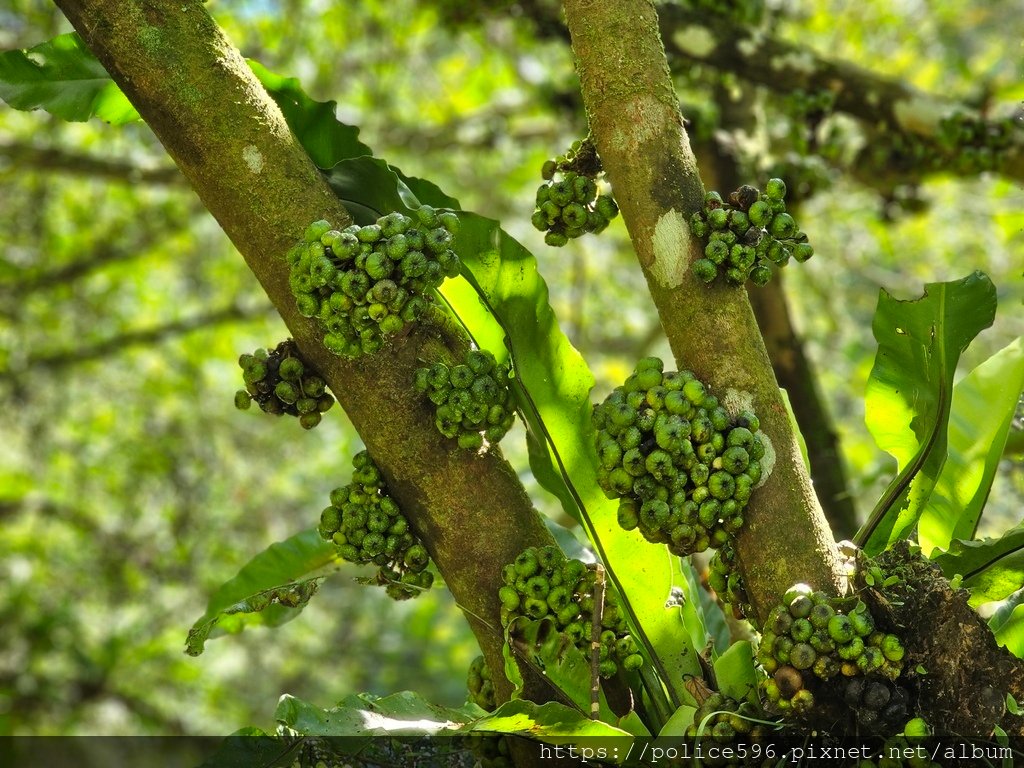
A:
[657,6,1024,183]
[4,302,270,376]
[0,140,183,185]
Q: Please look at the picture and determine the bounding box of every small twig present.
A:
[588,562,606,720]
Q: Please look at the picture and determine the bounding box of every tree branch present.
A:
[0,141,184,185]
[657,6,1024,185]
[54,0,558,711]
[0,226,185,304]
[9,303,270,374]
[562,0,844,619]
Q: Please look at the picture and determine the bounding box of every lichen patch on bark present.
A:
[242,145,264,173]
[769,50,816,75]
[723,387,755,417]
[650,209,689,289]
[893,95,955,136]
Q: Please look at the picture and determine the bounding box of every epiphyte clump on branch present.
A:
[499,545,643,678]
[289,208,461,358]
[317,450,434,600]
[531,137,619,246]
[690,179,812,286]
[414,348,516,452]
[235,339,334,429]
[592,357,766,557]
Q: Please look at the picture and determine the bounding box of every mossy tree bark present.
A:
[562,0,845,620]
[53,0,557,709]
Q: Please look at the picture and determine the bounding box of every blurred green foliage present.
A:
[0,0,1020,736]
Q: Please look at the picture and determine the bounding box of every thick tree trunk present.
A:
[54,0,556,710]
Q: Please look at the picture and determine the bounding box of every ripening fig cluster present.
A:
[414,349,516,451]
[466,654,496,712]
[938,112,1014,173]
[690,179,813,286]
[592,357,766,557]
[757,584,905,717]
[317,450,434,600]
[841,675,913,734]
[289,209,461,358]
[532,138,618,246]
[685,692,772,766]
[498,545,643,678]
[235,340,335,429]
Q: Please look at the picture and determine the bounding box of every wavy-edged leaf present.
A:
[989,590,1024,659]
[859,272,997,554]
[392,169,460,210]
[322,157,421,224]
[186,528,340,655]
[248,60,371,169]
[447,219,703,707]
[0,33,137,123]
[919,337,1024,554]
[934,523,1024,607]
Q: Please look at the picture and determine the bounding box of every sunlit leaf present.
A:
[712,641,758,705]
[919,337,1024,554]
[934,523,1024,606]
[186,528,340,655]
[0,33,138,123]
[448,219,705,708]
[658,704,697,737]
[859,272,997,554]
[463,699,634,749]
[988,590,1024,658]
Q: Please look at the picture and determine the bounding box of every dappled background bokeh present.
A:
[1,0,1021,735]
